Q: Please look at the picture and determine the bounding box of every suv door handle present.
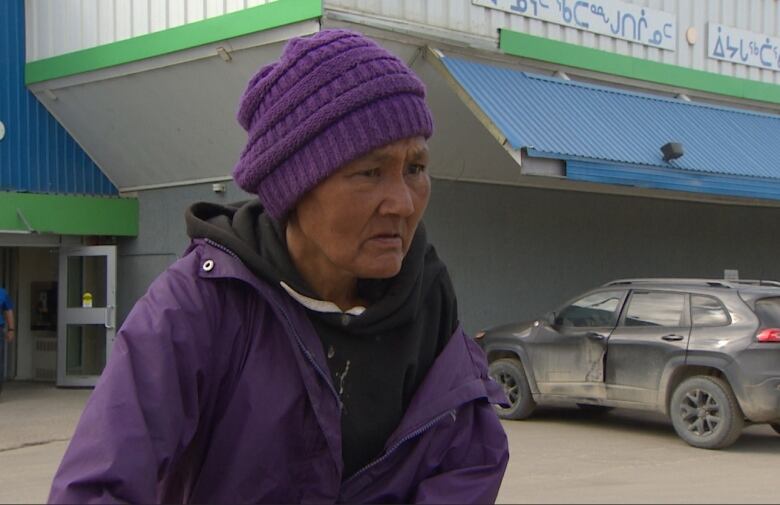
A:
[586,332,606,341]
[662,334,684,342]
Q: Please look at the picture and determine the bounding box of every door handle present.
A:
[104,305,115,329]
[586,332,606,341]
[662,334,684,342]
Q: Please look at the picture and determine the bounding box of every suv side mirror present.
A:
[546,311,557,326]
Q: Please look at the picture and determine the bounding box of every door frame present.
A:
[57,245,116,387]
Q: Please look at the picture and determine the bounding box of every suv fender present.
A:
[483,342,540,395]
[660,352,738,416]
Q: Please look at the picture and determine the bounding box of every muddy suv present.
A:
[477,279,780,449]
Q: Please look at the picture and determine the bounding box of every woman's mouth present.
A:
[368,233,403,248]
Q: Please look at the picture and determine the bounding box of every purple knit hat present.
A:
[232,29,434,220]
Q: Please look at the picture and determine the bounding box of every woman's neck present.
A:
[285,222,364,311]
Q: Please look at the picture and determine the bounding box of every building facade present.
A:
[1,0,137,385]
[7,0,780,385]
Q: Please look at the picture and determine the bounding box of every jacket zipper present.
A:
[342,409,455,487]
[204,239,239,260]
[203,239,343,409]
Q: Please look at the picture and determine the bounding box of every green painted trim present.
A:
[25,0,321,85]
[0,193,138,236]
[500,29,780,106]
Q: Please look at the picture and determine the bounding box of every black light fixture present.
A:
[661,142,684,162]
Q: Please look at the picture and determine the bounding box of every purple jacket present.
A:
[49,240,509,503]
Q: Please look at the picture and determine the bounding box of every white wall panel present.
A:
[168,0,187,27]
[82,1,100,50]
[150,0,168,33]
[324,0,780,85]
[58,0,81,56]
[23,0,780,85]
[25,0,277,62]
[226,0,246,14]
[114,0,134,43]
[97,0,116,47]
[187,0,206,23]
[132,0,150,37]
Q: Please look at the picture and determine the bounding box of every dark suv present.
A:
[477,279,780,449]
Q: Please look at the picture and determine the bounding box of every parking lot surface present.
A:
[0,383,778,503]
[497,407,780,504]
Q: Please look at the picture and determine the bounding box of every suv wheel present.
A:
[670,376,744,449]
[488,358,536,420]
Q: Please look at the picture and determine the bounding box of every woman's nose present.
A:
[378,176,415,217]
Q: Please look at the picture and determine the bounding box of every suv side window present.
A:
[691,295,730,327]
[755,297,780,327]
[624,291,685,327]
[556,290,625,328]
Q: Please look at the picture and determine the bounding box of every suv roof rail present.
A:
[603,278,735,288]
[725,279,780,287]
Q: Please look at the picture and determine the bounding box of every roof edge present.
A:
[500,29,780,108]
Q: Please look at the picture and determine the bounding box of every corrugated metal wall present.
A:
[25,0,780,85]
[0,0,117,195]
[326,0,780,85]
[24,0,278,62]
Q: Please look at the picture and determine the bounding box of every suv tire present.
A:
[488,358,536,420]
[670,375,744,449]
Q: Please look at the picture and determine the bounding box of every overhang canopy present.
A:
[438,53,780,202]
[0,192,138,236]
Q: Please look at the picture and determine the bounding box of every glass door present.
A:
[57,246,116,387]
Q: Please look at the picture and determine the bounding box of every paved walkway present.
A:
[0,382,91,504]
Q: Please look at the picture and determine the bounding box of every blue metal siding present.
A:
[0,0,117,195]
[441,54,780,181]
[567,160,780,202]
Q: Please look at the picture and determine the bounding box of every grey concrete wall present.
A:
[118,179,780,337]
[425,180,780,335]
[117,181,253,324]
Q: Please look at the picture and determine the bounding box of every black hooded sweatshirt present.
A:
[185,200,458,478]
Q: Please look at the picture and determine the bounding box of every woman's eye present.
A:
[406,164,426,175]
[356,168,380,177]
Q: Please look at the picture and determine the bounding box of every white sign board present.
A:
[473,0,677,51]
[708,23,780,72]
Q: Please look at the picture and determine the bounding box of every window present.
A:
[624,292,685,327]
[691,295,729,327]
[556,290,624,328]
[755,297,780,327]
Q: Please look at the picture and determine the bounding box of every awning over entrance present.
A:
[0,192,138,236]
[437,53,780,202]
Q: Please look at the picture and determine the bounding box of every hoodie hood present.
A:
[185,200,451,335]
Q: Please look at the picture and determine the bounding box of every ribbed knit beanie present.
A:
[232,29,434,220]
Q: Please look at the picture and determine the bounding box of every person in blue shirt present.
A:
[0,287,15,396]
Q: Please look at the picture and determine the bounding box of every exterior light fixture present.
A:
[661,142,684,162]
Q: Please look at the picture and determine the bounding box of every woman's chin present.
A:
[355,255,404,279]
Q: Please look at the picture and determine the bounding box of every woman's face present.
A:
[291,136,431,279]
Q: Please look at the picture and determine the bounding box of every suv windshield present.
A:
[755,297,780,327]
[556,290,624,328]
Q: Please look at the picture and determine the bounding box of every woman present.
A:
[49,29,508,504]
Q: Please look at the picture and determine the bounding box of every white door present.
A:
[57,246,116,387]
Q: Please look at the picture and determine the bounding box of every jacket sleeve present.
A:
[48,251,222,504]
[412,397,509,504]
